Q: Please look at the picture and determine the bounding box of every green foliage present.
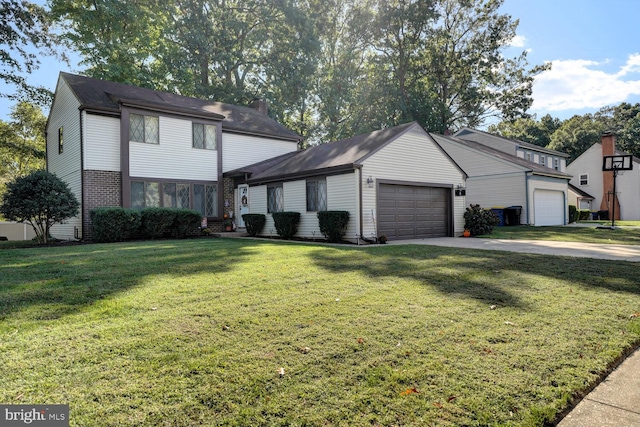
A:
[140,207,175,239]
[317,210,350,243]
[0,170,79,243]
[169,209,202,238]
[548,114,607,163]
[488,114,561,148]
[568,205,578,223]
[241,213,266,237]
[272,211,300,239]
[463,204,501,236]
[578,210,592,221]
[90,207,141,243]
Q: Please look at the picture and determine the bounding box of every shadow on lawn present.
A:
[0,238,252,320]
[308,244,640,308]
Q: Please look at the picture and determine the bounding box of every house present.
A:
[568,184,595,211]
[455,128,569,172]
[46,72,301,240]
[431,133,572,226]
[566,133,640,220]
[226,122,468,241]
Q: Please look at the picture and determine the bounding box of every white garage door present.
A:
[534,190,565,226]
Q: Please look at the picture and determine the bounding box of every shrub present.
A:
[91,207,141,242]
[463,204,500,236]
[578,209,592,221]
[171,209,202,238]
[272,211,300,239]
[317,211,350,243]
[242,214,266,236]
[568,205,578,223]
[141,207,175,239]
[0,170,79,243]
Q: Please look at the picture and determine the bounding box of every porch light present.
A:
[367,176,374,188]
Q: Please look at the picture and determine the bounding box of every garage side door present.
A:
[534,190,565,226]
[378,184,449,240]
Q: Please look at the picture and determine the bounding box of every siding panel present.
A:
[223,133,298,172]
[84,114,120,171]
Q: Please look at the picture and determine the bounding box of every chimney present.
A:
[600,132,620,219]
[249,98,268,115]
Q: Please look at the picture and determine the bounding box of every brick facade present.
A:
[82,170,122,240]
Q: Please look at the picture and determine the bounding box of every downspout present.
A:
[358,167,364,242]
[76,109,84,240]
[525,172,531,224]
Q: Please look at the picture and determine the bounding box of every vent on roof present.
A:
[249,98,268,115]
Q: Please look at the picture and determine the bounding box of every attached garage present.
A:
[534,189,565,226]
[377,183,451,240]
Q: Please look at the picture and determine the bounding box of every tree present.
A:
[488,114,561,147]
[0,101,47,194]
[0,170,80,243]
[548,115,606,163]
[596,103,640,158]
[0,0,61,104]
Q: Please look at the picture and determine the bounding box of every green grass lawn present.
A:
[1,238,639,426]
[483,225,640,245]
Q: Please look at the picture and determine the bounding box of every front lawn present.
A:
[484,225,640,245]
[1,239,639,426]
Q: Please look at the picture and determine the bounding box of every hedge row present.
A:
[90,207,202,242]
[241,210,350,242]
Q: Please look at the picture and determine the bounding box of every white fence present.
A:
[0,222,37,241]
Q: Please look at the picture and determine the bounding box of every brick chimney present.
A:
[249,98,268,115]
[600,132,621,220]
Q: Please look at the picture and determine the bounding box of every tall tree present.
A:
[596,103,640,158]
[488,114,561,147]
[0,0,61,104]
[548,114,606,163]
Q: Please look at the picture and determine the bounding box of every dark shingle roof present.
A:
[60,72,300,141]
[431,133,572,178]
[455,128,569,158]
[568,183,595,199]
[229,122,421,183]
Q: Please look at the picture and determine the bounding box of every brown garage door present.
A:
[378,184,450,240]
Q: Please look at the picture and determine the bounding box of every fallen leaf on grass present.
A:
[400,387,420,396]
[433,402,443,408]
[489,305,497,310]
[299,347,311,354]
[630,313,640,319]
[278,367,285,377]
[357,338,364,344]
[447,395,457,403]
[504,321,514,325]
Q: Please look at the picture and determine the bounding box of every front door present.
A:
[238,184,249,228]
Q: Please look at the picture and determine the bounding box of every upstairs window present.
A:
[130,114,159,144]
[267,184,284,213]
[58,127,63,154]
[193,123,217,150]
[553,158,559,170]
[525,152,532,161]
[306,178,327,211]
[540,156,546,166]
[579,174,588,186]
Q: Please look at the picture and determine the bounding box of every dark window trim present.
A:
[267,183,284,214]
[129,178,220,218]
[129,113,159,144]
[58,126,63,154]
[192,122,217,150]
[306,177,327,212]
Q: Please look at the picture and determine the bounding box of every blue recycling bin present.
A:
[490,208,505,226]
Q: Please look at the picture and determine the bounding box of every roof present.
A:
[568,183,595,199]
[59,72,301,142]
[227,122,426,184]
[455,128,569,158]
[431,133,572,179]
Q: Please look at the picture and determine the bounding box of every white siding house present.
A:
[432,133,571,226]
[228,122,467,242]
[47,72,300,240]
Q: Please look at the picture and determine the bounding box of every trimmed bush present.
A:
[242,213,266,236]
[578,209,592,221]
[91,207,141,242]
[463,204,500,236]
[317,211,350,243]
[272,211,300,239]
[171,209,202,238]
[141,207,176,239]
[568,205,578,223]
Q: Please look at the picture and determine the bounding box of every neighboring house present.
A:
[455,128,569,173]
[226,122,468,241]
[568,183,595,211]
[567,133,640,220]
[46,72,300,240]
[432,133,572,226]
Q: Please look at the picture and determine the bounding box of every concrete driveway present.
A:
[386,237,640,262]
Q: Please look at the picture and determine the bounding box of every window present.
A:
[177,184,190,209]
[58,127,63,154]
[163,183,177,208]
[553,158,559,170]
[579,174,588,186]
[525,152,532,161]
[131,181,217,216]
[540,156,546,166]
[267,184,284,213]
[306,178,327,211]
[193,123,217,150]
[130,114,159,144]
[193,184,218,216]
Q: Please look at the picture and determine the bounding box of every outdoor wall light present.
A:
[367,176,374,188]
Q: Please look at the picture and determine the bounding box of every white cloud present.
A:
[509,35,527,48]
[531,55,640,112]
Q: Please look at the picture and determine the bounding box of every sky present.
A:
[2,0,640,124]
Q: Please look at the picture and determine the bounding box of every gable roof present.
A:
[455,127,569,158]
[568,183,595,199]
[431,133,572,179]
[228,122,458,184]
[58,72,301,142]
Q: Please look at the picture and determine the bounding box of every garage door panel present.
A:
[378,183,450,240]
[534,190,564,226]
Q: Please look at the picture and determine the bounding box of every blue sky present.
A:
[2,0,640,124]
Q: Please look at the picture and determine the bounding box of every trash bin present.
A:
[598,210,609,220]
[504,206,522,226]
[591,211,599,220]
[490,207,505,226]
